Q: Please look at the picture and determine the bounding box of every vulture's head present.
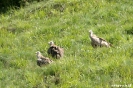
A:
[35,51,41,56]
[48,41,54,46]
[89,30,94,36]
[89,30,93,34]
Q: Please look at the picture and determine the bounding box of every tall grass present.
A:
[0,0,133,88]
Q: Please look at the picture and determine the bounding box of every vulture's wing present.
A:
[98,37,107,42]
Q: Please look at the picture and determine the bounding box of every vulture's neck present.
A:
[90,32,93,37]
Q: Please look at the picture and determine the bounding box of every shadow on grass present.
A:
[125,28,133,35]
[0,0,41,14]
[0,3,20,14]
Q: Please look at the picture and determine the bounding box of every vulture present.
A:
[36,51,53,67]
[47,41,64,59]
[89,30,111,48]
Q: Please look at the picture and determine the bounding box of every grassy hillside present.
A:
[0,0,133,88]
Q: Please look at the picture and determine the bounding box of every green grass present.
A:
[0,0,133,88]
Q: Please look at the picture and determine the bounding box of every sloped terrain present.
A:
[0,0,133,88]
